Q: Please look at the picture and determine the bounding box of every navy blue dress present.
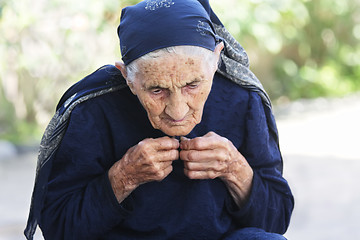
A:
[39,66,293,239]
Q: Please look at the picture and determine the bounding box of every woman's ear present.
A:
[115,61,127,79]
[214,41,224,56]
[212,42,224,71]
[115,61,137,95]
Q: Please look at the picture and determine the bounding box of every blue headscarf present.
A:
[118,0,220,65]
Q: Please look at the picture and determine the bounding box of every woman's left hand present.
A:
[180,131,254,206]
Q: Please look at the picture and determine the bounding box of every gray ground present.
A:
[1,93,359,240]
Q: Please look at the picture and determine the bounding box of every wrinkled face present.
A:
[128,53,217,136]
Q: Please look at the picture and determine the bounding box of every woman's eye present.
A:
[186,83,199,89]
[151,89,163,95]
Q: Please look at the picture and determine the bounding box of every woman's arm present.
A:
[39,103,129,239]
[179,92,294,234]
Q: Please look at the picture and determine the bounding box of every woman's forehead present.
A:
[138,54,205,75]
[136,54,208,86]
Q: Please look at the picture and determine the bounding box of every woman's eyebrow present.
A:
[147,85,165,90]
[143,78,202,90]
[144,83,167,90]
[186,79,201,85]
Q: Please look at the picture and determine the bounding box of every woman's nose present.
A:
[165,93,189,121]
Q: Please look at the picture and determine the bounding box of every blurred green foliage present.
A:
[212,0,360,101]
[1,0,359,143]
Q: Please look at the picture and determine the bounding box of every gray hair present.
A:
[126,45,219,82]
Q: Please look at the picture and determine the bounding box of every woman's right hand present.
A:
[108,136,179,203]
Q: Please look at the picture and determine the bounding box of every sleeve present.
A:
[39,100,133,240]
[227,92,294,234]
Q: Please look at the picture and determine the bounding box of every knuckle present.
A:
[225,139,234,149]
[137,144,147,154]
[138,138,153,148]
[137,139,147,148]
[192,138,202,149]
[208,131,215,136]
[219,137,229,147]
[213,161,222,171]
[216,149,230,162]
[222,152,230,162]
[217,161,227,172]
[187,151,196,161]
[214,149,225,160]
[209,171,218,179]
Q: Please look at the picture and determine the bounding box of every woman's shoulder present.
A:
[211,72,251,105]
[56,65,127,113]
[50,65,141,133]
[212,72,270,109]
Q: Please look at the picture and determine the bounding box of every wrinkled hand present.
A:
[180,131,253,206]
[109,136,179,203]
[180,132,248,180]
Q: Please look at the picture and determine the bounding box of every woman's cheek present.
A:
[192,88,209,109]
[141,96,165,117]
[193,109,203,124]
[187,97,205,124]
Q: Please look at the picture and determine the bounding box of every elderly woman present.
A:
[25,0,294,239]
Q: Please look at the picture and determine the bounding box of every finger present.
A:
[137,137,179,154]
[180,149,227,163]
[139,149,179,165]
[156,149,179,162]
[184,169,219,180]
[183,160,227,172]
[154,136,180,150]
[180,133,228,151]
[180,136,190,142]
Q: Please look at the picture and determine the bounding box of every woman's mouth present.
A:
[163,116,187,125]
